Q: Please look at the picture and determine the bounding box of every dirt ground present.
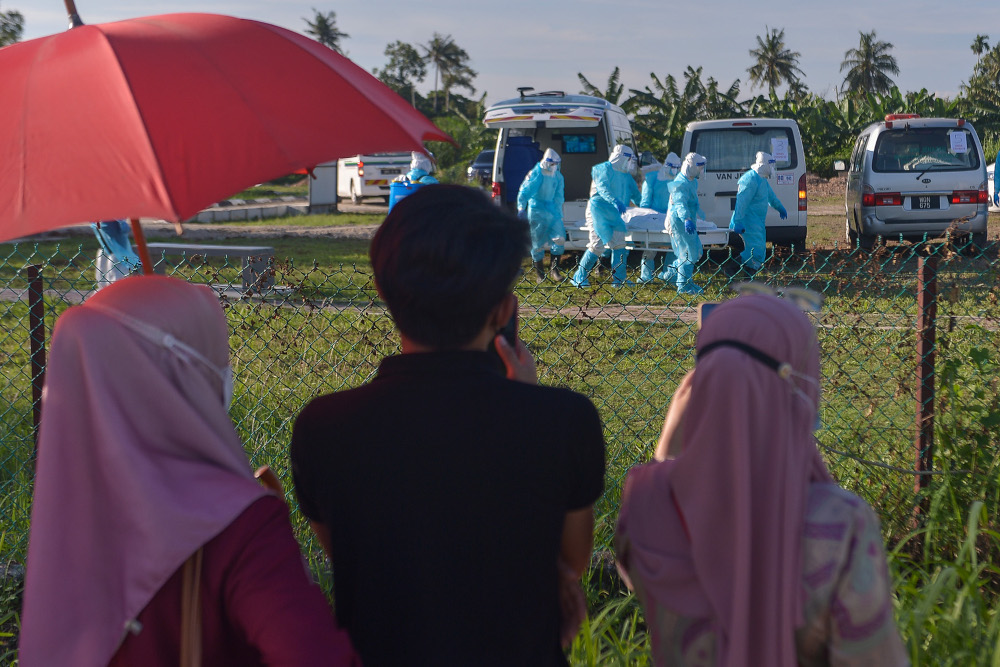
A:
[807,172,848,201]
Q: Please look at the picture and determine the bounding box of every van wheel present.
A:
[972,231,987,251]
[857,233,878,251]
[350,182,362,205]
[846,219,857,248]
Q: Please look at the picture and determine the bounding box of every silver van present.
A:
[842,114,988,249]
[483,88,635,226]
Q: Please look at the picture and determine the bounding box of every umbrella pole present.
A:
[63,0,84,28]
[129,218,154,275]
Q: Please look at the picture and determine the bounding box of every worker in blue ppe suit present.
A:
[665,153,708,295]
[405,152,439,184]
[91,219,141,289]
[994,155,999,207]
[729,151,787,272]
[518,148,566,282]
[638,152,681,283]
[571,145,640,287]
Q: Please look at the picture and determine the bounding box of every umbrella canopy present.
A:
[0,12,451,242]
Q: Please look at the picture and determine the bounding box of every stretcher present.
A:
[561,206,731,253]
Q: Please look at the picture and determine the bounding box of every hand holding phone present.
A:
[491,297,538,384]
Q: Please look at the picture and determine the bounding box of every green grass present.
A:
[1,235,998,662]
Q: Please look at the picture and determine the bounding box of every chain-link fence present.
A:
[2,238,999,592]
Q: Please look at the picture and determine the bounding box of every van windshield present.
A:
[872,127,980,173]
[690,127,798,172]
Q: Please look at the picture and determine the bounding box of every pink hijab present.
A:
[20,276,268,667]
[618,294,833,666]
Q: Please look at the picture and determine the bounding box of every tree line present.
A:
[8,7,1000,179]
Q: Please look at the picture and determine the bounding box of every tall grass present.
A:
[0,241,997,661]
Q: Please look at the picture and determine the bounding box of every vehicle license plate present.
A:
[382,168,401,175]
[912,195,939,210]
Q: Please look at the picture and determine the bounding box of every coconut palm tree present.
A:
[421,33,474,113]
[971,34,990,65]
[442,63,476,112]
[840,30,899,97]
[746,27,805,96]
[303,8,348,54]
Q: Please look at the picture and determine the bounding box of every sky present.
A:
[15,0,1000,107]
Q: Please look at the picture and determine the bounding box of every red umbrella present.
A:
[0,8,451,271]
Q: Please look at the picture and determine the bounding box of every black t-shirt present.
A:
[291,350,605,666]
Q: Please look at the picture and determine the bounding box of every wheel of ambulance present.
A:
[972,231,988,251]
[350,181,362,205]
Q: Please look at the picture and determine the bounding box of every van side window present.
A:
[850,135,868,173]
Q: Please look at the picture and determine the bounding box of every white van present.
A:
[335,152,411,204]
[682,118,808,249]
[484,89,635,226]
[842,114,988,249]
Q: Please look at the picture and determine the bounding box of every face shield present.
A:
[540,148,561,175]
[681,153,707,179]
[410,152,433,173]
[609,145,636,173]
[752,151,776,179]
[659,152,682,181]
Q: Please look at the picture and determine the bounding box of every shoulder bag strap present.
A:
[179,547,204,667]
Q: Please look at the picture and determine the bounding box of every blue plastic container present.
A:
[388,181,422,211]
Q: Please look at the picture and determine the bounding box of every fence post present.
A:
[914,255,937,514]
[28,264,46,444]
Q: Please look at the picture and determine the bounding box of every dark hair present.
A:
[370,184,528,349]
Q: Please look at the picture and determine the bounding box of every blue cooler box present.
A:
[388,181,423,211]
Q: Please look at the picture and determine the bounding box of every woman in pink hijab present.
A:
[616,293,908,666]
[19,276,358,667]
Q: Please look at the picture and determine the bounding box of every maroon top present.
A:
[110,495,358,667]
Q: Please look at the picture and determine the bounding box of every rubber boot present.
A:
[532,259,546,283]
[570,250,598,287]
[676,258,704,295]
[595,249,612,276]
[638,253,656,284]
[549,254,565,281]
[611,248,634,286]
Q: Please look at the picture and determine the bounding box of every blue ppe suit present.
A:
[406,168,438,184]
[640,172,672,213]
[639,173,676,282]
[994,157,999,207]
[729,169,786,271]
[587,161,639,246]
[517,163,565,261]
[574,162,639,286]
[91,220,140,270]
[666,174,705,294]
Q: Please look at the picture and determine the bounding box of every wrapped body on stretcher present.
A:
[561,207,730,253]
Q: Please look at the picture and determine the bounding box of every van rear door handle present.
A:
[717,191,737,197]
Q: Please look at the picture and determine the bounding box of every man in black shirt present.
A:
[291,185,606,666]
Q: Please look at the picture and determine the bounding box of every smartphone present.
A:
[697,302,720,329]
[488,304,518,370]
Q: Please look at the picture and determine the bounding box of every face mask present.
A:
[89,303,234,411]
[541,159,559,174]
